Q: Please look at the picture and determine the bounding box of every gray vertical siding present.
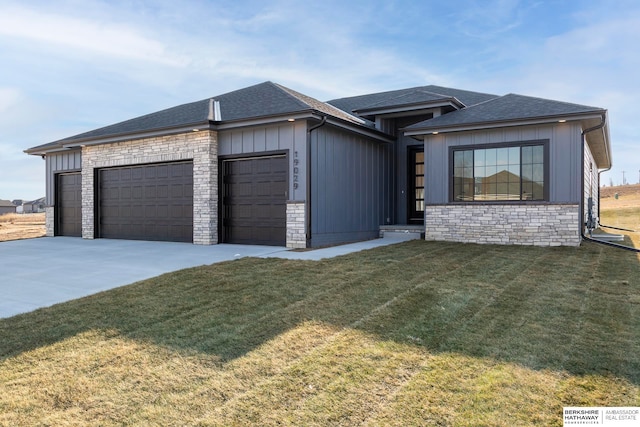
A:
[584,142,599,223]
[45,150,82,205]
[310,125,393,247]
[423,123,584,204]
[218,121,307,201]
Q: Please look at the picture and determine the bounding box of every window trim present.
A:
[449,139,549,203]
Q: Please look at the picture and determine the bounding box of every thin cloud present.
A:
[2,0,639,199]
[0,5,189,67]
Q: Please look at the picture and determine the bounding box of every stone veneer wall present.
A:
[286,201,306,248]
[45,206,55,237]
[425,204,580,247]
[81,130,218,245]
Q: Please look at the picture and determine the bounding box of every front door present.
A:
[408,147,424,224]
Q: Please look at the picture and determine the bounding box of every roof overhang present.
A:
[219,110,393,143]
[24,145,80,156]
[354,99,464,120]
[581,113,611,170]
[323,115,395,143]
[405,111,612,169]
[26,108,392,156]
[25,121,213,155]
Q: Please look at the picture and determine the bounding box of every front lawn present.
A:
[0,240,638,426]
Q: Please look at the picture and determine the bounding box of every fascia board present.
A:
[324,117,395,143]
[214,112,317,130]
[59,122,213,148]
[584,118,612,170]
[371,107,448,120]
[403,112,607,137]
[217,111,392,142]
[32,109,390,154]
[24,145,79,156]
[355,100,461,116]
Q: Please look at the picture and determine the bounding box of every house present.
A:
[0,200,17,216]
[25,81,611,247]
[22,197,46,214]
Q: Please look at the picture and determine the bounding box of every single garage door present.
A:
[222,155,287,246]
[56,172,82,237]
[98,161,193,242]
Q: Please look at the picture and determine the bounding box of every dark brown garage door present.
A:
[56,172,82,237]
[98,162,193,242]
[222,155,287,246]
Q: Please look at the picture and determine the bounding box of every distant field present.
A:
[0,212,46,242]
[599,184,640,248]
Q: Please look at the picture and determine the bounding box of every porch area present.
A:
[379,224,424,240]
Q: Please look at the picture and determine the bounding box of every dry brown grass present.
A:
[599,184,640,248]
[601,183,640,210]
[0,212,45,242]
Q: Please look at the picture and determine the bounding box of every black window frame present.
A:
[449,139,549,203]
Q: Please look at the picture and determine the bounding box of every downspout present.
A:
[306,115,327,247]
[580,114,640,252]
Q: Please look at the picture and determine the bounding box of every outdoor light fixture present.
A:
[287,118,295,122]
[558,119,567,123]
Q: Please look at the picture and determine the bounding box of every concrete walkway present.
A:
[0,235,413,318]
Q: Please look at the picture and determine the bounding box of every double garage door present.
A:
[56,156,287,246]
[98,162,194,242]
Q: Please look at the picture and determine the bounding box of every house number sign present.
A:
[293,151,299,189]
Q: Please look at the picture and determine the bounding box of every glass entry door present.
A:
[408,148,424,224]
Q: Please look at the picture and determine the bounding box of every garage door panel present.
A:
[98,162,193,243]
[56,172,82,237]
[222,155,287,246]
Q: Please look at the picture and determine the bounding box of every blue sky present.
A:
[1,0,639,200]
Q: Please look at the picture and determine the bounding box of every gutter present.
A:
[579,113,639,252]
[404,111,606,137]
[306,115,327,246]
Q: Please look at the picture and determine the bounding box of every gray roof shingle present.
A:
[26,82,607,155]
[327,85,498,114]
[405,93,606,131]
[29,81,363,151]
[353,89,458,111]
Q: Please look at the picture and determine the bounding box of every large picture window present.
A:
[452,142,546,202]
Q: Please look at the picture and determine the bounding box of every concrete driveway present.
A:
[0,235,414,319]
[0,237,288,319]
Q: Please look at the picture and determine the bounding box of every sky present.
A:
[1,0,639,201]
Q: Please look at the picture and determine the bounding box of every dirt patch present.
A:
[0,212,46,242]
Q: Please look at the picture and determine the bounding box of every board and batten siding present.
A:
[45,150,82,205]
[424,122,584,204]
[310,125,393,247]
[218,121,307,202]
[584,141,599,225]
